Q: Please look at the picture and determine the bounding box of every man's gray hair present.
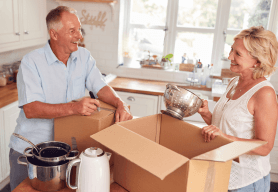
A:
[46,6,77,31]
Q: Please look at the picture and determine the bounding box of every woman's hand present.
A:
[198,100,212,125]
[198,100,210,115]
[202,125,224,142]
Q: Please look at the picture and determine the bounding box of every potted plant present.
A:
[160,54,173,69]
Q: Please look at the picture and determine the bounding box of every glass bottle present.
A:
[0,70,7,86]
[12,61,20,82]
[2,64,14,84]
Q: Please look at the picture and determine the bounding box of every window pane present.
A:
[228,0,272,29]
[130,0,168,26]
[174,32,214,65]
[177,0,218,28]
[124,28,165,60]
[223,34,235,58]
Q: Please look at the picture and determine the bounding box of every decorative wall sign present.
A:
[80,10,107,30]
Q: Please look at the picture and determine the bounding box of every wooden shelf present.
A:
[60,0,116,3]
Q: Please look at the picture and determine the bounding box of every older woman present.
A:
[198,26,278,192]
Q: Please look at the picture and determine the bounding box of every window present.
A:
[122,0,278,75]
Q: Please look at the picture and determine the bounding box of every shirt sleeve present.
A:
[85,53,107,98]
[17,55,45,108]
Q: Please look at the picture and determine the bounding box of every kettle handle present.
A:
[66,158,81,190]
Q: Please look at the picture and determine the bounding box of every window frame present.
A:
[123,0,278,75]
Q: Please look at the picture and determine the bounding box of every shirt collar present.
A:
[44,40,78,65]
[70,50,78,62]
[44,40,59,65]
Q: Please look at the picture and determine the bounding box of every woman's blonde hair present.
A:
[234,26,278,79]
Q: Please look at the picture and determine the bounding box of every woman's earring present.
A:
[254,65,257,68]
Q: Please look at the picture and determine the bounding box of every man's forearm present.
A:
[23,101,76,119]
[97,86,125,108]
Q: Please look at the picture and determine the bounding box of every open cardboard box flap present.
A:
[91,124,189,180]
[91,114,267,181]
[193,140,267,162]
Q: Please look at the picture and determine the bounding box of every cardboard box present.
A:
[54,98,116,164]
[91,114,266,192]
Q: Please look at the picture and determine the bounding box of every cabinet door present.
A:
[0,101,20,181]
[22,0,46,41]
[0,0,20,45]
[116,92,158,117]
[270,125,278,174]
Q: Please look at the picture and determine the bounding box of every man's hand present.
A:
[97,86,133,122]
[73,97,100,116]
[115,104,133,122]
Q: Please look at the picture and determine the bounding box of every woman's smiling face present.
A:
[228,39,258,75]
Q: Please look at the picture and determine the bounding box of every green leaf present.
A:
[165,54,173,59]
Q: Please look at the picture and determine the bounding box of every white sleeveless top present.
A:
[212,76,275,190]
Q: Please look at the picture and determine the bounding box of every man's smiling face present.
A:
[56,11,83,54]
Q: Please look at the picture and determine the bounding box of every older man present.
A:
[8,6,132,190]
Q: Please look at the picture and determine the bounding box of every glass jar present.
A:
[12,61,21,82]
[2,64,14,84]
[0,70,7,86]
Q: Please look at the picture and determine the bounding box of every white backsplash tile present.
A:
[0,45,42,67]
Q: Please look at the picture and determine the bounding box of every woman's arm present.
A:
[202,86,278,156]
[198,78,237,125]
[198,100,212,125]
[248,86,278,156]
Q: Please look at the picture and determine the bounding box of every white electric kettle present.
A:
[66,147,111,192]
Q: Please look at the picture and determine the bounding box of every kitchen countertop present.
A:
[0,83,18,108]
[0,77,212,109]
[13,165,128,192]
[12,178,127,192]
[108,77,211,96]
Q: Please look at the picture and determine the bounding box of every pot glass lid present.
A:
[84,147,104,157]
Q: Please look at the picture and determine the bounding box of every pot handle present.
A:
[17,156,27,166]
[166,84,180,92]
[66,150,79,160]
[23,147,34,157]
[66,158,81,190]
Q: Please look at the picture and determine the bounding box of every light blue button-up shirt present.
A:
[9,41,107,154]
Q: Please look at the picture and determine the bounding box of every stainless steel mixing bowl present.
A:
[163,84,203,120]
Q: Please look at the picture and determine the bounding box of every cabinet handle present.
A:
[15,32,20,36]
[127,96,135,101]
[24,31,29,34]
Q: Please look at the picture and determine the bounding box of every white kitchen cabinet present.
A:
[270,125,278,182]
[116,91,158,117]
[0,0,47,53]
[0,101,20,184]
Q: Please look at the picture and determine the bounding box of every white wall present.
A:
[47,0,122,75]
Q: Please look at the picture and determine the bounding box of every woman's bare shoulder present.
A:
[254,85,277,104]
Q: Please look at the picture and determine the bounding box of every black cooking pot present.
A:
[24,141,79,163]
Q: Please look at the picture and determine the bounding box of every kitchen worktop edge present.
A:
[0,77,213,109]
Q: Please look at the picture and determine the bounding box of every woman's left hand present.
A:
[202,125,224,142]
